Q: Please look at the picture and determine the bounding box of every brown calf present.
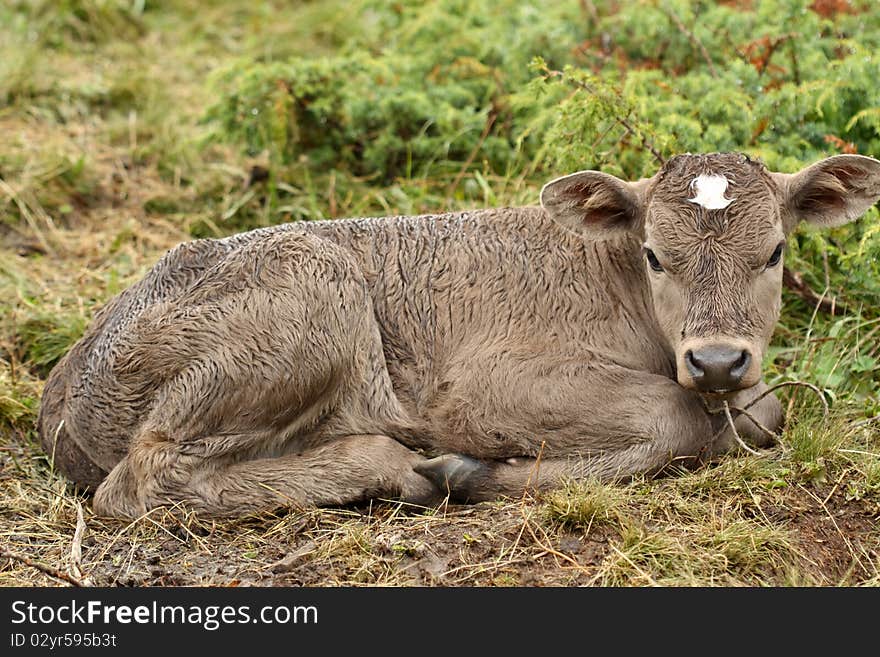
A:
[37,152,880,517]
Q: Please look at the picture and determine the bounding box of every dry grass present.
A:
[3,419,880,586]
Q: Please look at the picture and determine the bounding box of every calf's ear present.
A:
[541,170,651,238]
[772,155,880,231]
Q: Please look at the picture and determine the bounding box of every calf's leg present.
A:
[95,434,437,518]
[419,362,755,502]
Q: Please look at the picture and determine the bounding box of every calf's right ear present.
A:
[540,170,651,239]
[772,154,880,231]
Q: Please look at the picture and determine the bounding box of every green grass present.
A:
[543,478,630,530]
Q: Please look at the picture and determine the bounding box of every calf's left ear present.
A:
[772,154,880,231]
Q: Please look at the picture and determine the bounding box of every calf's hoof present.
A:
[415,454,490,503]
[397,467,447,507]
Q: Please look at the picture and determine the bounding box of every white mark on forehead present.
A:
[688,174,735,210]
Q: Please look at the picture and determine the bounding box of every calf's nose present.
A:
[685,345,751,392]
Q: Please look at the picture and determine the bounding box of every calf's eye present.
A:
[644,247,664,273]
[766,242,784,268]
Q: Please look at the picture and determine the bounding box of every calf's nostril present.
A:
[684,349,704,377]
[730,349,751,379]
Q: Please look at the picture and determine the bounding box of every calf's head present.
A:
[542,153,880,394]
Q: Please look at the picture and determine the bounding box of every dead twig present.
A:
[705,379,829,453]
[851,416,879,429]
[49,419,64,473]
[838,447,880,457]
[731,405,788,453]
[1,547,85,587]
[783,266,846,315]
[741,380,830,420]
[722,401,762,456]
[522,440,546,502]
[70,501,88,582]
[739,32,799,77]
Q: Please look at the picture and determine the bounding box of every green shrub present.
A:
[205,0,589,181]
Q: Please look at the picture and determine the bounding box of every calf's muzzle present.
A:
[684,344,752,393]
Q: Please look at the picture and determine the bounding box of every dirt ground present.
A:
[3,424,879,587]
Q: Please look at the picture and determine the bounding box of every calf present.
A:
[37,153,880,517]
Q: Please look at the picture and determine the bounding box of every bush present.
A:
[205,0,589,181]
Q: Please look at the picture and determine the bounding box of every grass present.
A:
[543,478,630,530]
[1,0,879,587]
